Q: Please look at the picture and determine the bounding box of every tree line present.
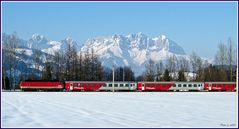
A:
[138,38,237,82]
[2,33,135,90]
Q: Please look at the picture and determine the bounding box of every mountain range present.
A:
[2,32,209,76]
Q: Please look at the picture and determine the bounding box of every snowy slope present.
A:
[2,92,237,127]
[2,34,78,78]
[81,33,188,75]
[28,34,78,55]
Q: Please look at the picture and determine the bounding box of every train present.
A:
[19,80,237,92]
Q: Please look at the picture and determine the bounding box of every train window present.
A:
[80,83,84,86]
[74,83,78,87]
[178,84,181,87]
[126,84,129,87]
[87,84,90,86]
[183,84,187,87]
[92,84,96,86]
[194,84,197,87]
[114,84,118,87]
[70,83,72,86]
[109,84,112,87]
[133,84,135,86]
[227,84,230,88]
[98,84,101,86]
[103,84,107,87]
[224,84,226,88]
[152,84,155,87]
[120,84,124,87]
[173,84,176,87]
[188,84,192,87]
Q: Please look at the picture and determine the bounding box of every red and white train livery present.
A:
[19,81,237,92]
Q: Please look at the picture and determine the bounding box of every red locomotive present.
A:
[20,80,64,91]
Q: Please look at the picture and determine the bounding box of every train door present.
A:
[209,83,212,91]
[142,83,145,91]
[70,83,73,91]
[129,83,136,91]
[79,83,83,91]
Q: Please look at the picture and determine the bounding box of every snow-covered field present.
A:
[1,92,237,128]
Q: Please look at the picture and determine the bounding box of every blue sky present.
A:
[2,2,237,58]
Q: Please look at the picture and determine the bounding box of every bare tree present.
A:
[179,57,189,73]
[95,57,103,81]
[33,49,42,79]
[145,59,155,81]
[178,57,189,79]
[215,42,227,81]
[77,52,83,81]
[53,51,61,80]
[83,48,91,81]
[155,61,164,81]
[3,33,19,90]
[124,66,135,81]
[42,61,52,81]
[65,42,78,80]
[227,38,234,81]
[190,51,198,80]
[215,42,227,69]
[2,48,8,90]
[167,55,177,80]
[190,51,205,81]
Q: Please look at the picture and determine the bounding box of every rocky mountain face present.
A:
[80,32,188,75]
[2,32,200,76]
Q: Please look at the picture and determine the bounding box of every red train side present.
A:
[137,82,174,91]
[65,81,105,91]
[204,82,236,91]
[20,81,64,91]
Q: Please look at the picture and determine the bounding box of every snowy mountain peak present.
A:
[31,33,45,41]
[28,34,49,49]
[65,37,73,43]
[19,34,78,55]
[81,32,187,75]
[161,35,166,40]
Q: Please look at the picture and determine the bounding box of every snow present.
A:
[80,33,191,76]
[2,92,237,128]
[42,41,61,55]
[161,35,166,40]
[16,48,33,56]
[109,45,123,58]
